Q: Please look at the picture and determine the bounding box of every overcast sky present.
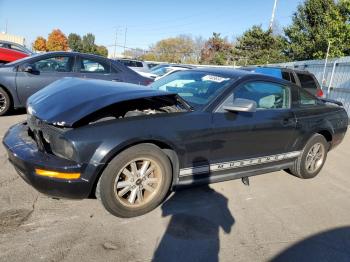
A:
[0,0,301,54]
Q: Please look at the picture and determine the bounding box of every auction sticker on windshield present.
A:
[202,75,230,83]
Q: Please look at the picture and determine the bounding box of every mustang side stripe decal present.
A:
[179,151,301,177]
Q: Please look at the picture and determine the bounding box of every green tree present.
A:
[68,33,82,52]
[200,33,233,65]
[233,25,287,65]
[284,0,350,60]
[46,29,68,51]
[152,35,195,63]
[82,33,96,54]
[95,45,108,57]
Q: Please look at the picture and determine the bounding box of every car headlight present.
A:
[51,137,76,160]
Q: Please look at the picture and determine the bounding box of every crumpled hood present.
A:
[27,77,172,127]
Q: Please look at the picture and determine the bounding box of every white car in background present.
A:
[152,65,194,80]
[116,59,150,73]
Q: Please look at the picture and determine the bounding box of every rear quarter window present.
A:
[297,73,317,89]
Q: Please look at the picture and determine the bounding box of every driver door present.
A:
[210,80,298,166]
[15,54,78,105]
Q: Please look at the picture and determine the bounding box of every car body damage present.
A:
[27,77,189,127]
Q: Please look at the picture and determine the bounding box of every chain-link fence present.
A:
[272,56,350,116]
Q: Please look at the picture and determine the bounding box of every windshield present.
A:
[150,64,169,72]
[151,67,171,76]
[150,70,235,108]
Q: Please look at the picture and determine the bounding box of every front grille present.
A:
[27,114,65,152]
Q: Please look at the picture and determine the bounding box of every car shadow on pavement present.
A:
[270,226,350,262]
[152,160,235,262]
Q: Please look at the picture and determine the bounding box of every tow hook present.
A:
[241,177,250,186]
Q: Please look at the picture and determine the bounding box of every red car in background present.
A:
[0,41,32,63]
[0,47,29,63]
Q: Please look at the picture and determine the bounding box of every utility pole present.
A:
[5,19,8,33]
[124,26,127,55]
[321,40,331,90]
[269,0,278,31]
[113,28,118,58]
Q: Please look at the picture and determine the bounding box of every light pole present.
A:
[269,0,278,31]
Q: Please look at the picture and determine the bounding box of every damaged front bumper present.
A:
[2,122,94,199]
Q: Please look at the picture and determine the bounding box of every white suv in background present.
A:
[116,59,150,73]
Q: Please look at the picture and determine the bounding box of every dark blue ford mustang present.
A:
[3,68,348,217]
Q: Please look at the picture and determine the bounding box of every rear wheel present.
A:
[0,87,11,116]
[289,134,328,179]
[97,144,172,217]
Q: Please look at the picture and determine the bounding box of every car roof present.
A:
[190,67,253,78]
[117,58,144,62]
[244,66,313,75]
[28,51,108,60]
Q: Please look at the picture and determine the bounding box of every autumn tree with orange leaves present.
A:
[46,29,68,51]
[32,36,47,51]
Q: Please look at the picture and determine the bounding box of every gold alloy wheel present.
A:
[305,142,325,173]
[113,158,162,208]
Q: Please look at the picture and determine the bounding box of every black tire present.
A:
[97,143,172,218]
[0,87,11,116]
[289,134,328,179]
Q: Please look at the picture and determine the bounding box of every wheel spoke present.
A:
[143,183,155,193]
[146,177,158,184]
[137,188,144,203]
[118,185,132,197]
[140,160,150,176]
[116,181,132,189]
[128,188,138,204]
[144,165,155,177]
[130,162,138,175]
[312,160,317,172]
[122,168,133,179]
[313,144,321,154]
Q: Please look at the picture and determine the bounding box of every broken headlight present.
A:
[51,136,76,160]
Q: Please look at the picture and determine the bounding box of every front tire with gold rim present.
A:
[97,144,172,218]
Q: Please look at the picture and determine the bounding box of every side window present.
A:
[80,58,111,73]
[135,61,143,67]
[10,44,26,53]
[290,73,296,84]
[297,73,316,89]
[32,56,74,72]
[281,71,290,82]
[233,81,290,109]
[299,89,317,106]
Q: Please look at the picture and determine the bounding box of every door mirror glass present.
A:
[23,65,33,73]
[223,98,257,113]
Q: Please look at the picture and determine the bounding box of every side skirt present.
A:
[175,160,295,188]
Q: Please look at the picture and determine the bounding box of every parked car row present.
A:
[0,51,153,115]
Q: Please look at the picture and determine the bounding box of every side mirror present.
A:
[23,65,34,73]
[223,98,257,113]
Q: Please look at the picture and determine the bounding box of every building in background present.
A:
[0,32,25,46]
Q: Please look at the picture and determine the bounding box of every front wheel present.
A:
[0,87,11,116]
[289,134,328,179]
[97,143,172,217]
